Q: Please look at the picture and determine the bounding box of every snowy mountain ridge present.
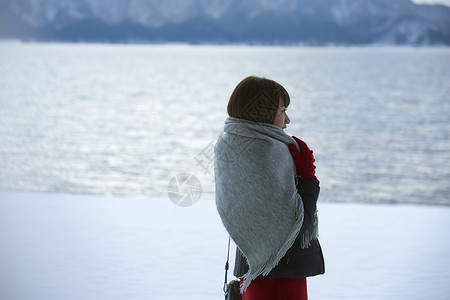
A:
[1,0,449,45]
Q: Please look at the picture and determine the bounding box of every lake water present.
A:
[0,43,449,205]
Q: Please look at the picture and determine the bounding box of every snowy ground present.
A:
[0,191,449,300]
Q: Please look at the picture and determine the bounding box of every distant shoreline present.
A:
[1,38,450,49]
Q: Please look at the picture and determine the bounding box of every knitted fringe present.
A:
[239,192,319,292]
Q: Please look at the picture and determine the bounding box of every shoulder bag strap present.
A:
[223,236,231,293]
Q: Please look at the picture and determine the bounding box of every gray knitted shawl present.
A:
[215,117,318,291]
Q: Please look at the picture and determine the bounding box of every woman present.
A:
[215,76,324,300]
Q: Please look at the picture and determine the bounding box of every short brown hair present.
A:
[227,76,290,124]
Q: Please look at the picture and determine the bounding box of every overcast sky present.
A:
[412,0,450,6]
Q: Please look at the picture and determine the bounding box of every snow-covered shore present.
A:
[0,191,449,300]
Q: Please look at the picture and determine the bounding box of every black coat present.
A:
[233,178,325,279]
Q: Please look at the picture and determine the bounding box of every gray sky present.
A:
[412,0,450,6]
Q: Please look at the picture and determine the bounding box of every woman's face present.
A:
[273,98,290,130]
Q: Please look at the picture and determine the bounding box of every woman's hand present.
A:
[288,136,317,179]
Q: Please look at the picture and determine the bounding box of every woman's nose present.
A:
[286,114,290,124]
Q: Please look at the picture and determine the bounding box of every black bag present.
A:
[223,237,242,300]
[225,279,242,300]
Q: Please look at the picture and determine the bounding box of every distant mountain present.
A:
[1,0,449,45]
